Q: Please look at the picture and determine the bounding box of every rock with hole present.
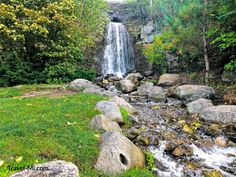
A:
[95,131,145,174]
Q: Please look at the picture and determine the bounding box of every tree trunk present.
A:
[203,0,209,85]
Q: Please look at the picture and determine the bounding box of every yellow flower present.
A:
[0,160,4,167]
[15,156,23,163]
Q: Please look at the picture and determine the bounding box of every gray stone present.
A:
[10,160,79,177]
[144,70,154,77]
[149,86,166,102]
[158,73,180,86]
[111,96,138,115]
[187,98,214,114]
[125,73,143,84]
[175,85,215,103]
[95,131,145,174]
[69,79,98,90]
[90,115,122,132]
[95,101,123,123]
[119,80,135,93]
[201,105,236,123]
[137,82,154,96]
[221,70,236,83]
[83,87,103,95]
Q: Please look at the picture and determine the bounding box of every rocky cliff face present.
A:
[95,2,156,76]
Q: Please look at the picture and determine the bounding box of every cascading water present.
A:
[102,22,134,78]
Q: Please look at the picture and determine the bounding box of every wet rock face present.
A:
[175,85,215,103]
[95,131,145,174]
[95,101,123,123]
[187,98,214,114]
[10,160,79,177]
[201,105,236,123]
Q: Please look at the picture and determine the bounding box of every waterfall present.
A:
[102,22,134,78]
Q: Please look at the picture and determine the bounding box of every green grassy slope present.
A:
[0,85,153,177]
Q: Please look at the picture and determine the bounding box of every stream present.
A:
[128,101,236,177]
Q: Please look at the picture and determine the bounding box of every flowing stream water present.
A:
[102,22,134,78]
[131,102,236,177]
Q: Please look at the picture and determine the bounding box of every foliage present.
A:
[120,108,131,126]
[137,0,236,77]
[224,60,236,71]
[122,168,154,177]
[0,0,107,86]
[144,151,155,171]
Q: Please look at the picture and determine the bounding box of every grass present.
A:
[0,85,154,177]
[120,108,132,127]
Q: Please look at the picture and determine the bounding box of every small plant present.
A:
[120,108,131,126]
[144,151,155,171]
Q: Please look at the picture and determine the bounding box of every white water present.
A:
[102,22,134,78]
[191,144,236,177]
[150,142,184,177]
[150,142,236,177]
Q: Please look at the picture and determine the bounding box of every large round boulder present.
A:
[158,73,180,86]
[90,115,122,132]
[175,85,215,103]
[95,101,123,123]
[187,98,214,114]
[200,105,236,123]
[95,131,145,174]
[119,80,135,93]
[10,160,79,177]
[124,73,143,84]
[137,82,154,96]
[69,79,99,90]
[111,96,138,115]
[149,86,166,102]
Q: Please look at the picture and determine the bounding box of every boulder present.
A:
[10,160,79,177]
[90,115,122,132]
[119,80,135,93]
[175,85,215,103]
[149,86,166,102]
[69,79,98,90]
[137,82,154,96]
[214,136,227,147]
[111,96,138,115]
[158,73,180,86]
[144,70,154,77]
[125,73,143,84]
[95,131,145,173]
[83,87,103,96]
[187,98,214,114]
[200,105,236,123]
[95,101,123,123]
[221,70,236,83]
